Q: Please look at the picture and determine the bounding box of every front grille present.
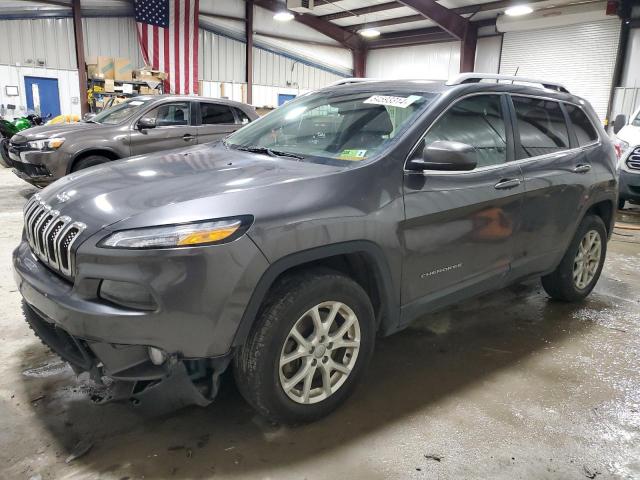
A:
[12,160,50,177]
[627,147,640,171]
[24,194,86,278]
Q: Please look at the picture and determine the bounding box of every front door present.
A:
[195,102,240,144]
[129,101,198,156]
[401,94,524,324]
[24,76,61,118]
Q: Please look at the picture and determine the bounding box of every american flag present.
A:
[134,0,199,95]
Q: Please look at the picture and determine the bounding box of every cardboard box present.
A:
[134,68,168,82]
[104,79,115,93]
[96,56,114,80]
[114,57,133,82]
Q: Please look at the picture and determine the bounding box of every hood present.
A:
[12,122,101,142]
[39,142,342,233]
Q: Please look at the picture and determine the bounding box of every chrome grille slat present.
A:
[627,147,640,171]
[23,194,85,279]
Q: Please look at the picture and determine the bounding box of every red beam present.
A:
[353,48,367,77]
[395,0,468,39]
[71,0,88,115]
[460,24,477,72]
[246,0,253,104]
[253,0,363,50]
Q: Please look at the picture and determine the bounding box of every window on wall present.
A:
[423,94,507,168]
[200,103,235,124]
[564,104,598,146]
[512,97,570,158]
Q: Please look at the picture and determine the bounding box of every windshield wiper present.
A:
[236,145,304,160]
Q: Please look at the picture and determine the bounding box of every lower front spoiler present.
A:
[23,300,231,415]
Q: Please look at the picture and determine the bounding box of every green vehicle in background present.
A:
[0,113,47,167]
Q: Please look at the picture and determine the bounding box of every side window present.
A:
[200,103,235,124]
[423,95,507,168]
[147,102,190,127]
[512,97,570,158]
[565,104,598,146]
[234,108,251,125]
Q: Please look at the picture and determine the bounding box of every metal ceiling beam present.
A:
[32,0,71,7]
[253,0,363,50]
[320,2,403,22]
[346,14,425,31]
[366,26,454,49]
[396,0,468,39]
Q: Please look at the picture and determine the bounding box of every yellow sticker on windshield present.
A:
[338,149,368,161]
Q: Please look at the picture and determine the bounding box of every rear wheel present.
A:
[541,214,607,301]
[0,138,10,167]
[233,270,375,424]
[71,154,111,172]
[618,197,626,210]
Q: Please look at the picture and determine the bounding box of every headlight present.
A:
[27,138,65,150]
[98,217,253,249]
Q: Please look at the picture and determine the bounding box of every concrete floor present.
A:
[0,167,639,480]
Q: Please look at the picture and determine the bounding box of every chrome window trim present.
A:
[404,91,602,176]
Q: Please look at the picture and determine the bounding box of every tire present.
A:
[541,214,607,302]
[618,198,626,210]
[0,138,11,168]
[71,154,110,172]
[233,269,375,424]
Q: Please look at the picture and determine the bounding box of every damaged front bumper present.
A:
[23,300,231,414]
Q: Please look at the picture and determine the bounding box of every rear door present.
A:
[509,95,597,277]
[129,100,197,156]
[195,102,240,144]
[401,93,525,323]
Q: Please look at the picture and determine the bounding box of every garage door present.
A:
[500,19,621,121]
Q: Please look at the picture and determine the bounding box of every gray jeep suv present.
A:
[8,95,258,187]
[13,75,618,423]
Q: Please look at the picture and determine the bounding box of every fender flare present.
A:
[67,146,122,173]
[231,240,401,348]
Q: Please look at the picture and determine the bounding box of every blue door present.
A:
[278,94,296,106]
[24,76,61,118]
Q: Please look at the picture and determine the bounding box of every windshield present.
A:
[91,99,152,125]
[225,89,435,165]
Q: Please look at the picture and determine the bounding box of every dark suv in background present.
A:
[8,95,258,187]
[13,74,617,423]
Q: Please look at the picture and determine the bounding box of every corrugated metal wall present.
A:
[82,17,145,67]
[500,19,621,120]
[367,41,461,80]
[199,29,246,83]
[0,18,76,70]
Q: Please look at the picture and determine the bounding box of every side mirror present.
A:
[83,112,96,122]
[406,140,477,172]
[137,117,157,130]
[613,114,627,134]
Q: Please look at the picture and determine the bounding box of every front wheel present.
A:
[541,214,607,301]
[618,198,626,210]
[233,270,375,424]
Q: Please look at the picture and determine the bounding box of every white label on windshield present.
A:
[129,101,144,106]
[364,95,420,108]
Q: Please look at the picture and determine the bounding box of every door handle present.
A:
[494,178,522,190]
[572,164,591,173]
[183,134,195,141]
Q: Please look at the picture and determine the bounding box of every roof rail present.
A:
[446,73,570,93]
[327,77,378,87]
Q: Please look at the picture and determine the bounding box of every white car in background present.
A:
[613,106,640,209]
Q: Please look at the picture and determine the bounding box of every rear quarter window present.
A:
[512,96,570,158]
[565,104,599,146]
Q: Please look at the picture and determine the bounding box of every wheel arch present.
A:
[68,148,121,173]
[584,198,615,238]
[232,241,400,349]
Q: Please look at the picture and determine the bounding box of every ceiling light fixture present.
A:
[273,11,294,21]
[505,5,534,16]
[359,28,381,38]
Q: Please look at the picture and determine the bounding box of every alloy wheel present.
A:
[573,230,602,289]
[279,301,360,404]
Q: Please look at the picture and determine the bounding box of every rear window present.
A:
[565,104,598,146]
[201,103,235,124]
[512,96,570,158]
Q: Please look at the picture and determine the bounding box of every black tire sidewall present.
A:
[238,272,375,423]
[555,215,607,299]
[72,155,110,172]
